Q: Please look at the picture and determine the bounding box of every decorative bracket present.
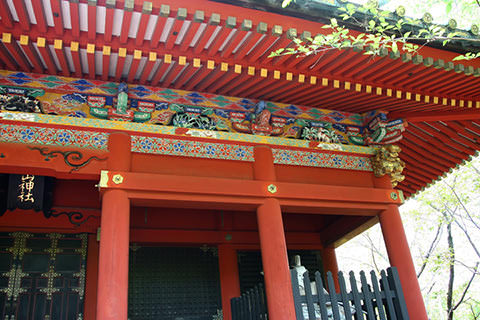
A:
[372,145,405,187]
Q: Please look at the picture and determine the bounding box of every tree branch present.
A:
[452,262,480,311]
[417,221,443,278]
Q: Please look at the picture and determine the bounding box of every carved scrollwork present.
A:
[28,147,107,172]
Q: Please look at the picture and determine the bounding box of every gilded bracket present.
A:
[372,145,405,187]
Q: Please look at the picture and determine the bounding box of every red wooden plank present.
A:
[150,57,172,86]
[403,131,460,164]
[193,13,220,54]
[221,19,252,59]
[86,44,96,78]
[429,121,479,150]
[247,25,282,63]
[261,80,299,101]
[258,27,296,64]
[2,34,31,71]
[172,61,199,89]
[18,36,43,73]
[70,41,83,77]
[134,2,152,46]
[139,52,157,84]
[54,40,71,76]
[207,16,236,55]
[104,1,115,42]
[119,4,133,44]
[399,139,452,169]
[208,68,241,93]
[50,0,64,36]
[415,122,475,156]
[12,0,30,30]
[88,1,97,40]
[70,0,80,37]
[0,0,13,28]
[127,50,142,82]
[30,0,47,32]
[196,62,228,91]
[149,4,170,48]
[238,77,276,97]
[159,61,184,87]
[234,22,266,60]
[101,46,111,80]
[216,72,250,95]
[114,48,127,81]
[36,38,58,74]
[0,43,17,69]
[165,8,187,50]
[179,10,204,52]
[228,73,265,96]
[183,64,211,90]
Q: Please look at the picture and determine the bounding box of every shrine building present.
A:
[0,0,480,319]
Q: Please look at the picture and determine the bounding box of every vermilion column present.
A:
[254,146,296,320]
[218,244,241,320]
[97,132,131,320]
[375,176,428,320]
[321,246,340,292]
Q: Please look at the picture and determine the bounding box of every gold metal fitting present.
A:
[112,174,124,184]
[267,184,277,194]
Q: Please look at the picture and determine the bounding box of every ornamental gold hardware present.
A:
[267,184,277,194]
[112,174,124,184]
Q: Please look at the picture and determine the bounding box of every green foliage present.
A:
[270,1,480,61]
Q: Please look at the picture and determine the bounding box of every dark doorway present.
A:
[128,246,222,320]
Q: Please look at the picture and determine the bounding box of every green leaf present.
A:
[281,0,293,8]
[391,41,398,53]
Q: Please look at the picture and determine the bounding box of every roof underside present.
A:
[1,0,480,199]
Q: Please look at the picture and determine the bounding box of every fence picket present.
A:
[370,271,387,320]
[360,271,376,320]
[303,270,318,320]
[337,271,353,320]
[327,272,342,320]
[387,268,409,320]
[231,267,410,320]
[291,269,306,320]
[380,270,397,320]
[315,271,330,320]
[348,272,364,320]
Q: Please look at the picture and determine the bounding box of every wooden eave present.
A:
[1,0,480,198]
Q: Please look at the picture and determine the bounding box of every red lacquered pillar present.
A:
[254,146,296,320]
[321,246,340,292]
[96,132,131,320]
[375,176,428,320]
[218,244,241,320]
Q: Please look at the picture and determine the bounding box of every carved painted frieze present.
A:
[0,71,406,147]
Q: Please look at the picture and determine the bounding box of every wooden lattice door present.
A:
[0,232,87,320]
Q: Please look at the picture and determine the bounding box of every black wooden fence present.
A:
[231,267,409,320]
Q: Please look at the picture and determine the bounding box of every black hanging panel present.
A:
[0,232,87,320]
[237,250,323,293]
[128,246,222,320]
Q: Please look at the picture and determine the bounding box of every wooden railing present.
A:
[231,267,410,320]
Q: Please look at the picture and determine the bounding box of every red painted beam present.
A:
[104,1,115,42]
[50,0,65,36]
[12,0,30,31]
[2,35,31,71]
[165,8,186,50]
[119,4,133,44]
[0,0,13,28]
[87,44,96,78]
[182,64,211,91]
[178,10,205,52]
[403,132,461,164]
[415,122,476,155]
[18,36,44,73]
[139,52,157,84]
[258,28,295,65]
[207,17,236,56]
[149,4,170,48]
[114,48,127,81]
[87,1,97,40]
[101,46,111,80]
[150,58,172,86]
[54,40,71,76]
[70,0,81,38]
[36,38,58,74]
[127,50,142,82]
[134,3,152,47]
[221,19,252,59]
[159,61,184,87]
[172,61,200,89]
[247,26,282,63]
[30,0,47,32]
[193,13,220,54]
[234,22,266,60]
[0,44,17,69]
[196,63,228,92]
[70,41,83,77]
